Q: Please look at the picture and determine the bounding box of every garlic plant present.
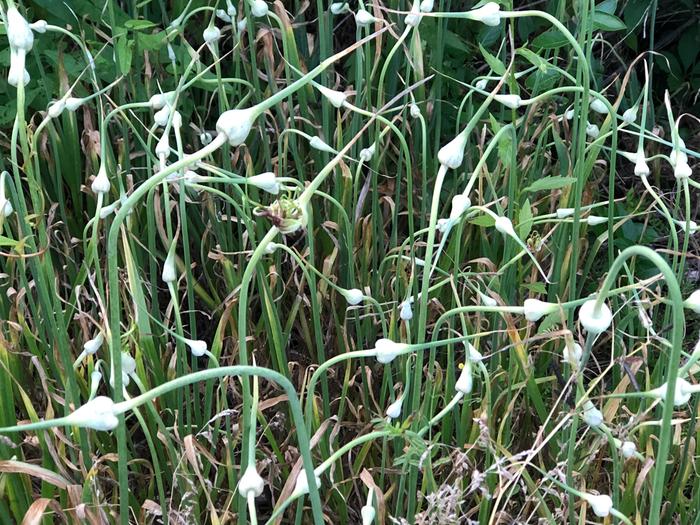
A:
[0,2,696,525]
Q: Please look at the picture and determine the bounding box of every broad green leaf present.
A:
[469,215,496,227]
[518,199,533,239]
[516,47,549,72]
[479,43,506,75]
[596,0,618,14]
[524,176,576,193]
[532,30,569,49]
[125,19,158,31]
[592,12,627,32]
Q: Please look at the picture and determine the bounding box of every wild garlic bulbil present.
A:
[465,2,501,26]
[523,299,557,322]
[65,396,119,431]
[584,493,613,518]
[216,107,258,146]
[437,133,467,169]
[238,465,265,498]
[374,338,408,364]
[578,299,613,334]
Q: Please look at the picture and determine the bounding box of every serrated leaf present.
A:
[479,43,505,75]
[524,176,576,193]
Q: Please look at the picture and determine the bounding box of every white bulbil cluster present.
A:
[620,440,636,459]
[589,98,608,114]
[562,342,582,369]
[360,143,376,162]
[203,24,221,45]
[0,171,13,219]
[184,338,208,357]
[238,465,265,498]
[374,338,408,364]
[361,504,376,525]
[684,290,700,313]
[250,0,269,17]
[84,332,104,355]
[438,133,467,169]
[91,164,111,195]
[650,377,693,406]
[248,172,280,195]
[523,299,557,322]
[216,108,257,146]
[582,400,603,428]
[6,7,40,87]
[355,9,378,27]
[455,363,473,394]
[494,94,521,109]
[420,0,434,12]
[330,3,350,15]
[65,396,119,431]
[293,470,321,496]
[585,122,600,139]
[385,394,404,419]
[467,2,502,26]
[309,136,336,154]
[399,299,413,321]
[584,493,613,518]
[578,299,612,334]
[342,288,365,306]
[316,84,347,108]
[622,106,637,124]
[162,247,177,283]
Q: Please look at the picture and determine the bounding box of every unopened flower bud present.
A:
[248,172,280,195]
[437,133,467,169]
[374,338,408,364]
[91,164,111,194]
[216,107,257,146]
[355,9,378,27]
[65,396,118,431]
[466,2,501,26]
[578,299,613,334]
[523,299,557,322]
[238,465,265,499]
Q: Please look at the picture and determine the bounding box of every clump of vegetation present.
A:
[0,1,698,524]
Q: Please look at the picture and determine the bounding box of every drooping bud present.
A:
[250,0,269,17]
[620,440,636,459]
[399,300,413,321]
[494,94,521,109]
[466,2,501,26]
[455,363,473,394]
[64,396,119,431]
[91,164,111,194]
[216,108,257,146]
[355,9,378,27]
[581,400,603,427]
[684,290,700,314]
[184,338,208,357]
[585,122,600,139]
[374,338,408,364]
[590,98,609,114]
[622,106,637,124]
[238,465,265,499]
[437,133,467,169]
[578,299,613,334]
[385,394,404,419]
[342,288,365,306]
[248,172,280,195]
[203,25,221,45]
[330,3,350,15]
[649,378,692,406]
[84,332,104,355]
[584,493,613,518]
[523,299,557,322]
[316,84,347,108]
